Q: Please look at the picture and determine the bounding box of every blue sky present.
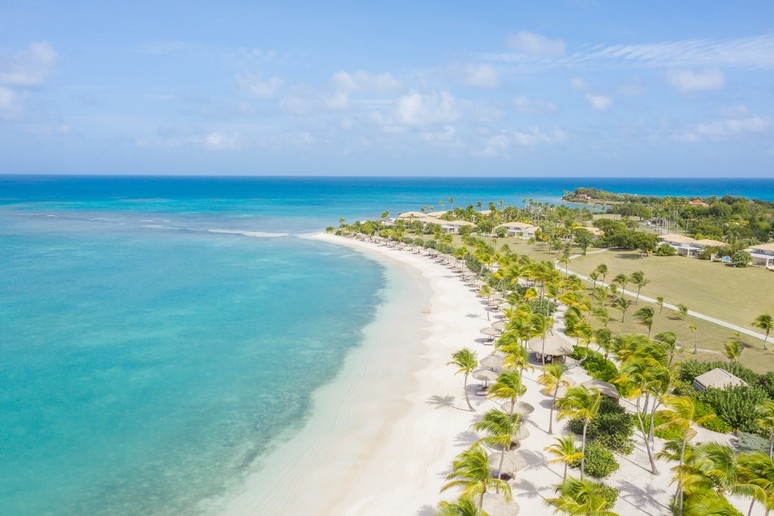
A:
[1,1,773,176]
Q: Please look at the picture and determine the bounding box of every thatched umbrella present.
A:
[581,379,621,402]
[500,400,535,416]
[482,491,520,515]
[480,354,505,370]
[527,338,573,361]
[472,369,498,386]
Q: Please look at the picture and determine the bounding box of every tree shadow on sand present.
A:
[616,480,670,515]
[426,394,467,411]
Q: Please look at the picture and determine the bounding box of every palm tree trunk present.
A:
[676,438,686,516]
[463,375,474,411]
[581,421,588,480]
[498,449,506,480]
[770,432,774,459]
[548,386,557,434]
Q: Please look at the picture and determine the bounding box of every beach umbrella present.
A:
[488,451,529,473]
[581,379,621,401]
[482,491,520,515]
[500,401,535,416]
[491,320,506,332]
[480,326,500,337]
[527,338,573,358]
[513,425,530,441]
[480,354,504,369]
[472,369,498,385]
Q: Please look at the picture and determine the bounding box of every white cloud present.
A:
[0,41,57,86]
[394,91,460,126]
[513,127,568,146]
[332,70,401,92]
[0,86,19,114]
[235,73,283,98]
[475,133,511,157]
[448,62,500,88]
[666,69,725,92]
[507,31,566,57]
[570,77,588,91]
[586,94,613,111]
[513,96,556,114]
[323,91,349,110]
[420,125,461,147]
[674,115,769,142]
[203,131,240,150]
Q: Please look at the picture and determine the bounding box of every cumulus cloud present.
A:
[0,41,57,86]
[235,73,283,98]
[475,133,511,157]
[332,70,401,92]
[0,86,19,115]
[203,131,240,150]
[513,96,556,114]
[586,94,613,111]
[666,69,725,92]
[675,115,768,142]
[513,127,568,146]
[507,31,566,57]
[570,77,588,91]
[394,91,460,126]
[421,125,462,147]
[448,62,500,88]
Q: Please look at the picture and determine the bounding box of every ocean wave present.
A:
[207,229,289,238]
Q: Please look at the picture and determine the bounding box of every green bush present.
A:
[692,400,732,433]
[643,412,684,441]
[568,399,635,454]
[569,347,619,382]
[736,431,770,454]
[696,385,769,433]
[655,243,676,256]
[570,442,619,478]
[596,483,619,509]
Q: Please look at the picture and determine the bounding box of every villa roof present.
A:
[658,233,696,244]
[445,220,475,227]
[496,221,533,230]
[694,368,747,390]
[398,211,428,219]
[426,210,448,217]
[748,242,774,252]
[695,239,726,247]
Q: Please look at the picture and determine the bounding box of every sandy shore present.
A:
[215,232,493,515]
[215,232,745,516]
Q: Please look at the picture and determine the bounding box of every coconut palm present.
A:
[488,370,526,415]
[756,400,774,459]
[753,313,774,351]
[689,324,698,355]
[473,408,521,479]
[449,348,478,411]
[723,332,745,362]
[546,477,618,516]
[656,296,665,313]
[677,303,689,321]
[612,273,629,294]
[657,395,717,515]
[613,297,633,323]
[538,362,570,434]
[545,435,584,481]
[737,451,774,516]
[437,496,489,516]
[634,306,655,337]
[630,270,649,304]
[594,263,608,285]
[556,386,602,479]
[531,312,555,366]
[441,443,512,509]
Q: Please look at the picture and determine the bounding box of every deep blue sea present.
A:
[1,175,772,515]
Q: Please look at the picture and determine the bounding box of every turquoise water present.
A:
[1,175,772,515]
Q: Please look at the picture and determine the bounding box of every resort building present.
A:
[658,234,726,258]
[496,221,539,239]
[746,242,774,268]
[693,368,747,392]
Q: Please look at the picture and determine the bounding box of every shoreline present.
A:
[214,232,492,514]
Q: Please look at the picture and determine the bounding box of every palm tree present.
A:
[437,496,489,516]
[723,332,745,362]
[538,363,570,434]
[556,386,602,480]
[756,400,774,459]
[657,395,717,515]
[633,306,655,337]
[442,443,512,509]
[692,442,766,516]
[546,478,618,516]
[488,371,526,415]
[613,297,633,323]
[449,348,478,411]
[630,270,649,304]
[753,313,774,351]
[689,324,698,355]
[737,451,774,516]
[531,312,555,366]
[656,296,665,313]
[677,303,689,321]
[545,435,584,481]
[594,264,608,285]
[612,273,629,295]
[473,409,521,479]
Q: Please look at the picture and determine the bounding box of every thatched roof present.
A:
[581,379,620,400]
[658,233,696,244]
[693,368,747,391]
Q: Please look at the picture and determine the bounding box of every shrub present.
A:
[736,431,770,454]
[696,385,769,433]
[568,399,635,454]
[570,347,619,382]
[643,412,684,441]
[570,442,619,478]
[656,243,676,256]
[596,483,619,509]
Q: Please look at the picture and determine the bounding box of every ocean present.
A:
[1,175,772,515]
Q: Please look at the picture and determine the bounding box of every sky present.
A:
[1,1,773,177]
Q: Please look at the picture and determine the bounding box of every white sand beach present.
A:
[216,232,742,516]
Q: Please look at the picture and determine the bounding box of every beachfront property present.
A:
[747,242,774,268]
[433,218,476,234]
[657,233,726,258]
[495,221,539,239]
